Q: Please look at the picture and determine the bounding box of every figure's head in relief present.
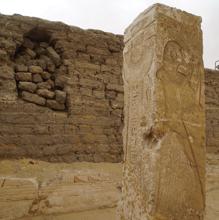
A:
[123,32,155,85]
[161,40,191,85]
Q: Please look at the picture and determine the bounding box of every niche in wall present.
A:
[14,27,68,111]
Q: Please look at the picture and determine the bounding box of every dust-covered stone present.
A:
[37,89,55,99]
[47,99,65,110]
[22,91,46,105]
[18,82,37,93]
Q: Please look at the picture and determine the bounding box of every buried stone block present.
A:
[120,4,206,220]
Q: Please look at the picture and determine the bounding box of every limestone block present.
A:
[37,81,52,90]
[120,4,205,220]
[15,64,28,72]
[37,89,55,99]
[0,177,38,220]
[46,46,61,65]
[55,90,66,104]
[47,100,65,110]
[21,208,117,220]
[0,160,122,219]
[19,82,37,93]
[55,75,68,89]
[15,72,32,82]
[32,73,43,83]
[22,91,46,106]
[29,65,43,74]
[106,84,123,93]
[93,90,105,99]
[36,167,121,215]
[25,48,36,58]
[75,60,101,71]
[41,71,51,80]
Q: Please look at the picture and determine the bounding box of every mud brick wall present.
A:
[0,14,218,163]
[205,69,219,154]
[0,14,124,162]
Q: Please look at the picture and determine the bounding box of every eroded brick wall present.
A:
[0,14,218,163]
[205,69,219,154]
[0,14,124,162]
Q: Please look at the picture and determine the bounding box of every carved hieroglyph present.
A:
[120,4,205,220]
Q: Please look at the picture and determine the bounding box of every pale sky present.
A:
[0,0,218,68]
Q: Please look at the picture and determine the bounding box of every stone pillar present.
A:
[120,4,205,220]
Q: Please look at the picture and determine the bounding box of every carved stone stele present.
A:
[119,4,205,220]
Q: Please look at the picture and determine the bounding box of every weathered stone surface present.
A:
[0,12,123,163]
[0,65,14,80]
[0,155,217,220]
[37,89,55,99]
[22,91,46,105]
[23,38,35,49]
[25,48,36,58]
[46,46,61,65]
[0,177,38,220]
[106,84,123,93]
[47,79,55,88]
[37,81,52,90]
[47,99,65,110]
[41,71,51,80]
[15,72,32,82]
[93,90,105,99]
[205,69,219,154]
[22,208,117,220]
[0,65,17,101]
[32,73,43,83]
[0,160,122,220]
[55,90,66,103]
[15,64,28,72]
[18,82,37,93]
[120,4,205,220]
[29,65,43,74]
[205,153,219,220]
[40,42,49,48]
[55,75,67,89]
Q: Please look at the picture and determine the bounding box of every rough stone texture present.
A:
[21,208,117,220]
[204,69,219,220]
[22,91,46,106]
[0,177,38,220]
[15,64,28,72]
[46,99,65,110]
[0,160,122,220]
[205,153,219,220]
[0,154,217,220]
[0,65,17,102]
[205,69,219,154]
[15,72,32,82]
[18,82,37,93]
[46,46,61,65]
[0,13,123,162]
[55,90,66,104]
[32,73,43,83]
[37,89,55,99]
[29,65,43,74]
[120,4,205,220]
[14,38,67,111]
[0,5,218,220]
